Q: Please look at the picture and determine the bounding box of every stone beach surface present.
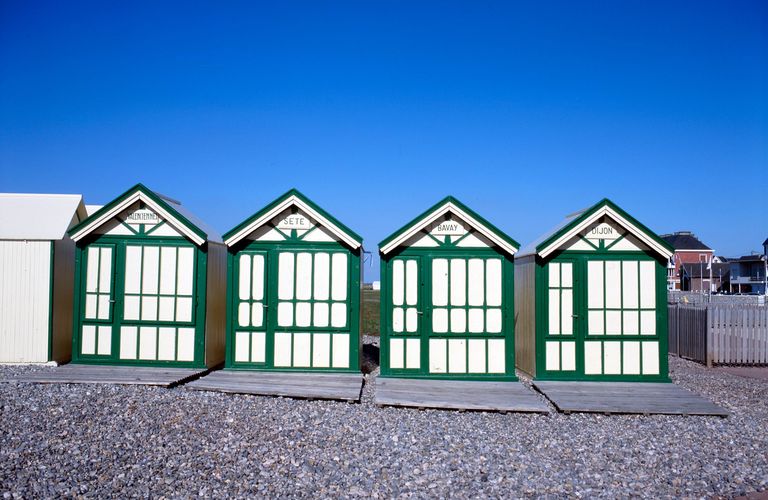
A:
[1,340,767,498]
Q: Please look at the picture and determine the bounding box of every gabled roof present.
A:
[519,198,674,260]
[0,193,86,240]
[69,184,222,246]
[660,232,712,251]
[223,189,363,249]
[378,196,519,256]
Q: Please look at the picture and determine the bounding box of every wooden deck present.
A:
[375,378,550,413]
[6,364,209,387]
[533,381,728,416]
[186,370,364,402]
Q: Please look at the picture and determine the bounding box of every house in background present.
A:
[680,262,730,293]
[660,231,714,291]
[729,252,767,294]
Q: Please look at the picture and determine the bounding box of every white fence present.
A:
[668,304,768,366]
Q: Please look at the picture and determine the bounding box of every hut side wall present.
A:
[204,242,227,367]
[0,240,51,363]
[514,254,537,377]
[51,237,75,363]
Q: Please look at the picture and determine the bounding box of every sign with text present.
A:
[431,219,465,236]
[122,208,160,225]
[276,214,312,231]
[585,222,620,241]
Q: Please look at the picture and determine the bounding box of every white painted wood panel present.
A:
[293,333,311,367]
[432,259,448,306]
[139,326,157,360]
[252,255,265,300]
[467,259,484,306]
[623,310,639,335]
[159,247,177,295]
[468,308,484,333]
[433,308,448,333]
[588,310,604,335]
[404,259,417,306]
[142,246,159,294]
[561,262,572,287]
[176,297,192,322]
[486,259,502,307]
[278,302,293,327]
[642,341,659,374]
[295,253,312,300]
[332,253,348,301]
[450,259,466,306]
[389,338,404,369]
[0,241,52,362]
[561,341,576,371]
[486,309,502,333]
[623,341,640,374]
[295,302,311,327]
[239,255,251,300]
[588,260,604,309]
[392,260,404,306]
[404,307,417,332]
[278,252,294,300]
[546,341,560,371]
[468,338,485,373]
[639,261,655,309]
[97,326,111,355]
[238,302,250,327]
[120,326,137,359]
[274,332,292,367]
[640,311,656,335]
[448,339,466,373]
[176,247,194,296]
[450,308,466,333]
[332,333,349,368]
[313,302,328,327]
[124,246,141,294]
[429,338,447,373]
[561,289,573,335]
[313,253,329,300]
[235,331,249,362]
[605,261,621,309]
[158,327,176,361]
[606,310,621,335]
[549,262,560,287]
[405,338,420,369]
[81,325,96,355]
[312,333,330,367]
[622,261,639,309]
[487,339,505,373]
[392,307,404,332]
[177,328,195,361]
[603,341,621,374]
[331,303,347,328]
[251,331,266,363]
[584,342,602,374]
[548,289,560,335]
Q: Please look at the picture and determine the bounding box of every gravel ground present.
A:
[1,341,767,498]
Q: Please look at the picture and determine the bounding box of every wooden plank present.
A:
[534,381,728,417]
[8,364,208,387]
[374,377,549,413]
[186,370,363,402]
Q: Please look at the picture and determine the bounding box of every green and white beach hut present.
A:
[67,184,226,369]
[378,197,520,380]
[515,199,674,382]
[221,189,363,373]
[0,193,87,363]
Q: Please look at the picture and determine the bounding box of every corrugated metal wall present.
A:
[514,255,537,377]
[0,240,52,363]
[204,242,227,367]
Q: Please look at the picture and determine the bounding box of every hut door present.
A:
[233,251,269,365]
[387,257,422,371]
[79,245,116,358]
[544,260,577,374]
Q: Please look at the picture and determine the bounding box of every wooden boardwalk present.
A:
[533,381,728,416]
[7,364,209,387]
[375,378,550,413]
[186,370,364,402]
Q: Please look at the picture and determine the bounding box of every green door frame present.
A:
[535,249,669,382]
[380,246,516,381]
[71,234,208,368]
[224,238,361,373]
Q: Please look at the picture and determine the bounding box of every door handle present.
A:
[571,314,579,318]
[109,299,116,304]
[416,311,423,315]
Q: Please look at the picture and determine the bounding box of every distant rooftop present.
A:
[660,231,711,251]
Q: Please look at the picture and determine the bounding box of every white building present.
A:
[0,193,87,363]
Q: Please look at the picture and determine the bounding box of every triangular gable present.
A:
[69,184,210,247]
[534,199,673,260]
[223,189,363,250]
[378,196,519,256]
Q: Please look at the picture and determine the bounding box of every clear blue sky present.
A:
[1,1,765,280]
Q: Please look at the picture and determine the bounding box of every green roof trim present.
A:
[67,183,208,243]
[535,198,674,255]
[222,188,363,246]
[378,195,520,253]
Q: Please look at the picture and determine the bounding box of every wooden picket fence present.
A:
[668,303,768,367]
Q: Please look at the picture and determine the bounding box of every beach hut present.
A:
[186,190,364,401]
[222,189,363,372]
[515,199,674,381]
[67,184,226,370]
[378,197,520,380]
[0,194,87,363]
